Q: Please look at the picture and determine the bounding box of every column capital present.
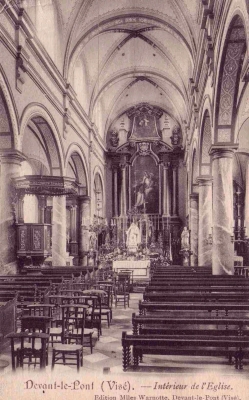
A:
[189,193,199,201]
[172,161,179,169]
[163,162,170,169]
[38,195,47,207]
[0,149,26,164]
[209,145,238,160]
[119,163,127,170]
[196,176,213,186]
[78,195,91,204]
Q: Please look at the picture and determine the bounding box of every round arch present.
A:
[65,143,89,193]
[20,103,64,176]
[65,11,194,81]
[199,110,212,177]
[90,68,185,120]
[190,141,199,194]
[0,65,19,150]
[92,166,106,218]
[214,10,248,145]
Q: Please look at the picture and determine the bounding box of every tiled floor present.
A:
[1,293,249,376]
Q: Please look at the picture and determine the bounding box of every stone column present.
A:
[120,164,127,216]
[0,150,26,274]
[163,162,170,216]
[113,166,118,217]
[70,201,78,257]
[38,196,47,223]
[197,177,213,266]
[210,148,235,275]
[52,196,67,266]
[172,163,178,216]
[79,196,90,267]
[17,193,25,223]
[244,160,249,235]
[189,193,199,266]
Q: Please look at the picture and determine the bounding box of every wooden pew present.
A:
[150,277,249,285]
[122,332,249,371]
[0,298,16,350]
[143,292,249,302]
[149,278,249,287]
[145,285,249,293]
[131,313,249,336]
[138,300,249,316]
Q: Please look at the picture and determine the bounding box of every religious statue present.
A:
[170,125,181,146]
[109,129,119,147]
[181,227,190,250]
[126,222,141,253]
[89,231,97,250]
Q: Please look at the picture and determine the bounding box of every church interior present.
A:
[1,0,249,380]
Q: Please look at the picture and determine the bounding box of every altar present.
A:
[113,259,150,280]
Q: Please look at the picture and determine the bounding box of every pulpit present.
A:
[16,223,52,268]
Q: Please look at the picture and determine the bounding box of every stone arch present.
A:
[92,166,105,218]
[199,110,212,177]
[215,14,247,145]
[237,117,249,152]
[191,144,199,194]
[0,65,19,150]
[20,104,64,176]
[66,11,194,81]
[65,143,89,193]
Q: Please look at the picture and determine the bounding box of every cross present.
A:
[139,116,150,126]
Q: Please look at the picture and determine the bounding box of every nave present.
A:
[1,263,249,376]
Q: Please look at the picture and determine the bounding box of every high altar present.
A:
[104,103,184,268]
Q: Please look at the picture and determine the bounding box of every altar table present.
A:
[113,260,150,279]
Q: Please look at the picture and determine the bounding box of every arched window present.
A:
[94,173,103,218]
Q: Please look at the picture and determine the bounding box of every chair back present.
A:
[61,304,87,345]
[20,315,51,334]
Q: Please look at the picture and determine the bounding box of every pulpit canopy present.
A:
[12,175,85,196]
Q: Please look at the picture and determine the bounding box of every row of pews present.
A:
[122,264,249,371]
[0,265,127,371]
[0,266,98,349]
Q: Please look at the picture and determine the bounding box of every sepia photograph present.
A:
[0,0,249,399]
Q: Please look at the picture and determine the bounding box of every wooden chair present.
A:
[7,332,49,371]
[15,315,51,368]
[81,294,102,339]
[51,304,88,371]
[92,285,113,327]
[60,295,95,353]
[114,281,130,308]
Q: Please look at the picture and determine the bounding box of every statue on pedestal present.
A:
[181,227,190,250]
[180,227,191,266]
[126,222,141,253]
[89,231,97,250]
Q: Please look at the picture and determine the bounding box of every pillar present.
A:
[120,164,127,216]
[38,196,47,223]
[113,166,118,217]
[210,148,234,275]
[52,196,67,266]
[172,163,178,216]
[189,193,198,266]
[17,193,25,223]
[244,160,249,235]
[197,177,212,266]
[79,195,90,267]
[163,162,170,216]
[70,201,78,258]
[0,150,25,274]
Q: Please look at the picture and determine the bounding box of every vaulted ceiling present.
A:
[55,0,200,140]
